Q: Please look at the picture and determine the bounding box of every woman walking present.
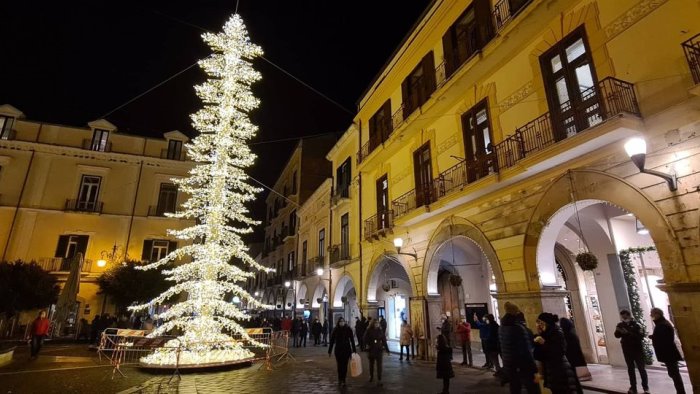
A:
[559,317,591,382]
[364,319,389,385]
[533,313,582,394]
[399,319,413,361]
[436,328,455,394]
[328,317,356,387]
[28,310,50,360]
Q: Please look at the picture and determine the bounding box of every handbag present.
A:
[350,353,362,377]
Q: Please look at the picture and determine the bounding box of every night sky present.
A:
[0,1,431,241]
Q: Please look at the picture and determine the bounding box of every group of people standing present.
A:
[328,316,391,387]
[280,316,328,347]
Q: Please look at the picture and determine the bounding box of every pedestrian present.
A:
[559,317,591,382]
[312,318,322,346]
[473,312,492,368]
[322,318,329,346]
[485,314,502,376]
[78,318,89,341]
[456,318,472,366]
[499,302,540,394]
[291,317,301,347]
[328,317,357,387]
[281,315,292,333]
[89,314,101,344]
[379,316,387,335]
[649,308,685,394]
[614,310,649,394]
[364,318,388,385]
[300,318,309,347]
[356,316,367,351]
[27,310,50,360]
[436,327,455,394]
[440,314,452,346]
[533,312,582,394]
[400,319,413,361]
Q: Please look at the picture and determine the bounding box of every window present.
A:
[291,171,297,195]
[55,235,89,260]
[302,240,308,276]
[142,239,177,262]
[157,183,178,215]
[0,116,14,140]
[340,213,349,259]
[376,175,390,229]
[288,210,296,236]
[76,175,101,211]
[336,158,351,198]
[540,27,600,141]
[461,99,496,182]
[442,0,493,77]
[167,140,183,160]
[402,52,437,119]
[287,251,295,274]
[368,100,392,151]
[318,228,326,258]
[413,143,433,207]
[90,129,110,152]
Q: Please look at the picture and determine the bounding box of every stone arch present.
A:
[296,283,308,309]
[524,169,687,290]
[310,282,328,309]
[365,252,416,303]
[423,216,504,295]
[333,273,357,308]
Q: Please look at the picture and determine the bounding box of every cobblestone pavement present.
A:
[0,342,606,394]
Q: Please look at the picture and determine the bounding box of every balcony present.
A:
[331,187,350,206]
[160,148,185,161]
[364,210,394,241]
[392,77,640,220]
[308,255,323,271]
[65,199,103,214]
[82,139,112,153]
[329,244,351,267]
[493,0,533,32]
[37,257,93,273]
[683,33,700,92]
[148,205,175,217]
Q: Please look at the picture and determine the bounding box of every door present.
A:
[413,143,433,208]
[541,27,600,141]
[376,175,389,230]
[462,100,494,183]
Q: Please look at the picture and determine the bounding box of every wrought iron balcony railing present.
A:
[82,139,112,152]
[364,210,394,240]
[160,148,186,161]
[37,257,93,273]
[148,205,175,217]
[493,0,533,32]
[65,199,103,214]
[329,244,351,265]
[683,33,700,85]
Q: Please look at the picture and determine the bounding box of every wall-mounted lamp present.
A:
[624,137,677,191]
[636,219,649,235]
[316,267,324,276]
[393,237,418,260]
[284,280,291,288]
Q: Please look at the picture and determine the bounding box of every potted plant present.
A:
[449,274,462,287]
[576,252,598,271]
[341,296,348,304]
[382,282,391,292]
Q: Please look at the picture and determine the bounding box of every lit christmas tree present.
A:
[129,14,272,367]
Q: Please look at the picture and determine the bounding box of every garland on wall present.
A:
[619,246,656,365]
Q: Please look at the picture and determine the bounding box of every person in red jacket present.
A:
[456,319,472,366]
[28,310,50,359]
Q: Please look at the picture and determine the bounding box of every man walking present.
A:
[355,316,366,351]
[28,310,50,360]
[614,310,649,394]
[649,308,685,394]
[456,318,472,366]
[364,318,389,386]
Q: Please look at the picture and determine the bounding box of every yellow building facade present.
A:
[319,0,700,387]
[0,104,194,325]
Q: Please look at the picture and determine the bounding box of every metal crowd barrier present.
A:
[97,327,287,379]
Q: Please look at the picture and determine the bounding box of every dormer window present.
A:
[167,139,183,160]
[90,129,110,152]
[0,115,14,140]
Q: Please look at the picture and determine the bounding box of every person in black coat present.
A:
[328,317,357,387]
[614,310,649,394]
[291,317,301,348]
[300,319,309,347]
[436,330,455,394]
[559,317,591,382]
[650,308,685,394]
[484,314,502,375]
[311,318,322,346]
[364,319,389,386]
[533,313,582,394]
[499,303,540,394]
[355,316,366,351]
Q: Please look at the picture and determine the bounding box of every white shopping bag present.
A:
[349,353,362,377]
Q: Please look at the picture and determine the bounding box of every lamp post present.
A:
[317,267,332,338]
[284,280,298,319]
[97,242,125,315]
[624,137,677,191]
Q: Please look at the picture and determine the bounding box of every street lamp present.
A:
[317,267,332,342]
[624,137,677,191]
[393,237,418,260]
[284,280,297,318]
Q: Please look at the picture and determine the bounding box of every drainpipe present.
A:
[2,150,36,261]
[328,181,334,310]
[124,161,144,261]
[358,172,363,316]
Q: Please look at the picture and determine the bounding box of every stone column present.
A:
[659,282,700,392]
[492,290,566,329]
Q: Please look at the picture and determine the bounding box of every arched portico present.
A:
[365,253,414,341]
